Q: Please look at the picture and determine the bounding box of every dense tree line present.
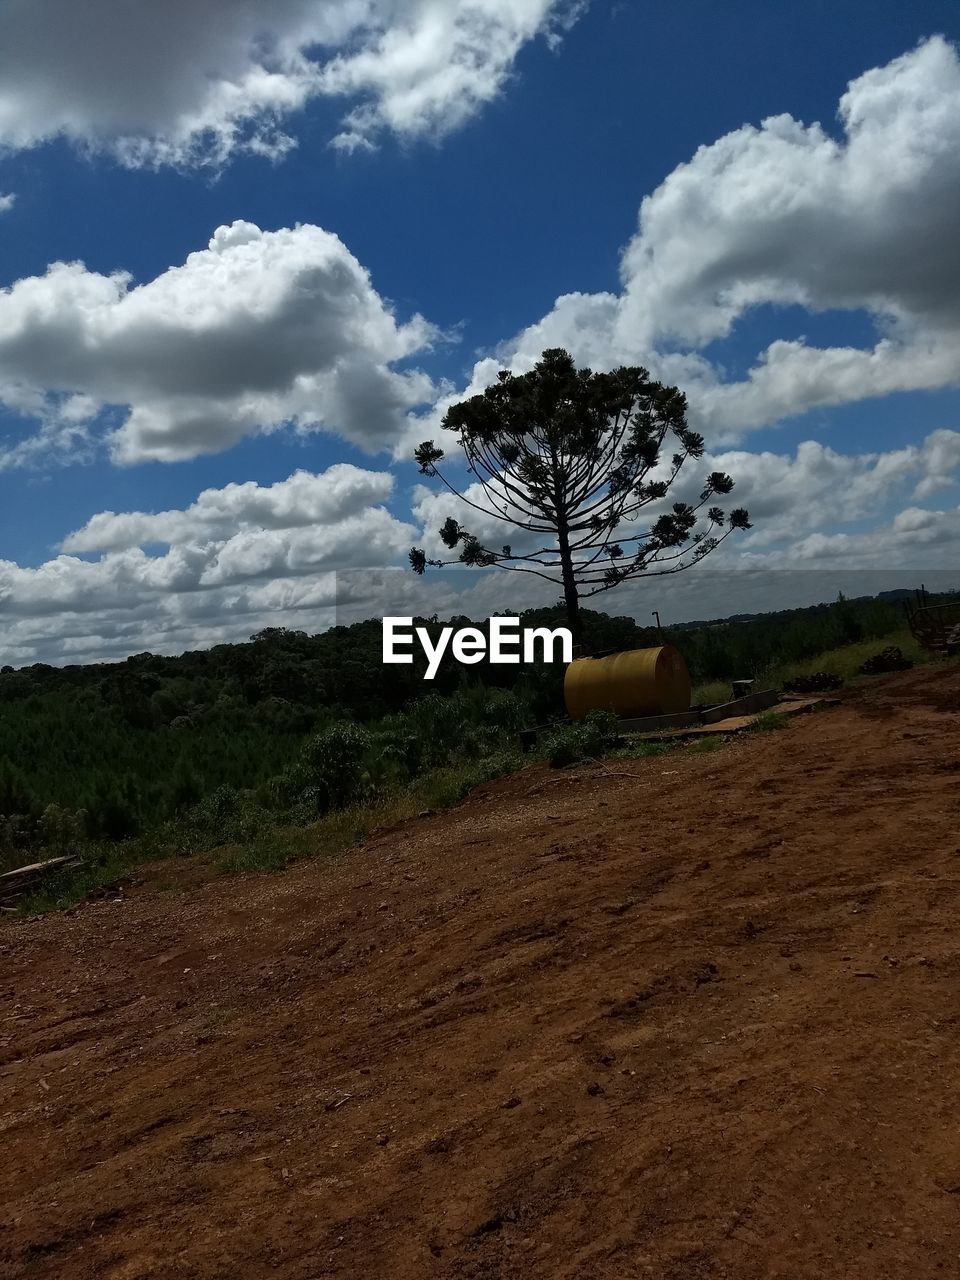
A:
[0,590,926,864]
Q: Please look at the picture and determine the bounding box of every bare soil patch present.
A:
[3,664,960,1279]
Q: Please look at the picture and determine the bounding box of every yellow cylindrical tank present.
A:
[564,645,691,721]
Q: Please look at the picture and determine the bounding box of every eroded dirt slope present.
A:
[3,664,960,1279]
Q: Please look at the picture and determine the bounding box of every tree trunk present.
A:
[556,519,584,651]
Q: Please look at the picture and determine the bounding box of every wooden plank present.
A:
[524,687,823,747]
[618,710,702,733]
[633,696,838,742]
[620,689,779,736]
[699,689,779,724]
[688,698,824,735]
[0,856,84,908]
[0,855,78,883]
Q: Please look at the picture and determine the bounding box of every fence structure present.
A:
[905,587,960,655]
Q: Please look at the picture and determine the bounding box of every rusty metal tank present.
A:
[563,645,691,721]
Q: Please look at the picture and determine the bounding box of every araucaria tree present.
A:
[410,349,751,646]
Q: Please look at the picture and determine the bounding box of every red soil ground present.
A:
[3,663,960,1279]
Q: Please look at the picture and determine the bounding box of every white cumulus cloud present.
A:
[0,0,585,166]
[411,37,960,451]
[3,429,958,665]
[0,221,439,465]
[709,430,960,547]
[0,464,416,665]
[62,463,396,553]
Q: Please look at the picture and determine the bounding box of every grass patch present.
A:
[13,750,524,911]
[215,755,523,877]
[686,734,726,754]
[747,711,791,733]
[693,628,938,708]
[216,831,305,875]
[760,627,928,689]
[14,840,146,914]
[691,679,735,708]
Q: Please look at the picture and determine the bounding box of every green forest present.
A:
[0,587,931,883]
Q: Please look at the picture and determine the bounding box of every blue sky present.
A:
[1,0,959,662]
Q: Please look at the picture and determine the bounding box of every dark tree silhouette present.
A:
[410,348,751,645]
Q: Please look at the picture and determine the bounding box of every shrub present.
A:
[403,693,471,766]
[38,804,87,855]
[478,688,527,733]
[189,785,270,844]
[300,722,373,813]
[577,709,622,757]
[543,709,622,768]
[543,725,584,769]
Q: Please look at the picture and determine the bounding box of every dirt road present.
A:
[3,664,960,1279]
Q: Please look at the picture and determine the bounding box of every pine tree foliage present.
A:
[410,349,751,641]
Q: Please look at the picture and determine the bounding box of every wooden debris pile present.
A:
[0,856,83,911]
